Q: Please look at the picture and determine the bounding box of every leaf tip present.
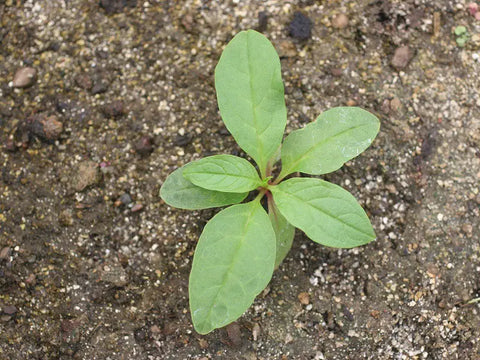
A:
[193,320,212,335]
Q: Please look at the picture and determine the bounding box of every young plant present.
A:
[454,25,469,47]
[160,30,380,335]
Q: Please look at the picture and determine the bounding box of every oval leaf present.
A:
[215,30,287,175]
[271,178,375,248]
[280,107,380,177]
[160,166,247,210]
[189,201,276,334]
[268,198,295,268]
[183,155,262,193]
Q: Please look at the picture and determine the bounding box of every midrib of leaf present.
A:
[278,189,373,238]
[281,123,371,177]
[187,160,261,187]
[190,170,260,183]
[188,167,257,181]
[201,203,257,328]
[246,33,265,175]
[174,182,241,197]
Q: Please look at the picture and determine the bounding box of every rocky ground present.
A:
[1,0,479,359]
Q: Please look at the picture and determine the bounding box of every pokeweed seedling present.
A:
[160,30,380,335]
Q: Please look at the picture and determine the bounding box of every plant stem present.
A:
[254,189,266,202]
[259,166,266,180]
[265,161,272,178]
[266,190,278,218]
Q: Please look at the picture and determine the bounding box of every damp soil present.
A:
[1,1,480,359]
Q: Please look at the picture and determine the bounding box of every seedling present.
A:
[454,26,469,47]
[160,30,380,334]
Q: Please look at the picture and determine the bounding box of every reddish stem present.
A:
[266,191,279,223]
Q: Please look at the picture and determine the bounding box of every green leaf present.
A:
[183,155,262,193]
[456,37,467,47]
[279,107,380,178]
[160,166,247,210]
[189,201,276,334]
[271,178,375,248]
[215,30,287,177]
[268,197,295,268]
[454,26,467,36]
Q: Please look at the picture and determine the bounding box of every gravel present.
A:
[11,67,37,88]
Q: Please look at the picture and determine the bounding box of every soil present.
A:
[1,1,480,359]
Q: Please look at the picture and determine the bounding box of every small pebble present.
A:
[135,136,154,155]
[278,40,297,58]
[73,161,101,192]
[381,99,391,114]
[181,13,195,33]
[74,73,93,90]
[150,325,161,333]
[298,292,310,305]
[131,203,143,212]
[288,12,313,40]
[39,115,63,141]
[390,97,402,112]
[91,78,109,94]
[102,100,126,118]
[226,322,242,347]
[0,247,11,260]
[391,46,414,70]
[12,67,37,88]
[332,13,349,29]
[461,223,473,237]
[22,114,63,143]
[252,323,261,341]
[3,305,17,315]
[119,193,133,206]
[330,67,343,77]
[174,133,193,147]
